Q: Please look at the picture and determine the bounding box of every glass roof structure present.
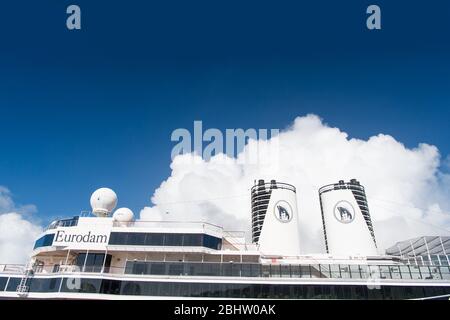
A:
[386,236,450,257]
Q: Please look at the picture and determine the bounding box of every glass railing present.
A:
[0,264,26,274]
[45,217,79,230]
[23,261,450,281]
[111,220,223,234]
[402,255,450,267]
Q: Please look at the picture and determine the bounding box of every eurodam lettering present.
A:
[54,230,108,244]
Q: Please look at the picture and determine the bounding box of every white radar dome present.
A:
[90,188,118,217]
[113,208,134,224]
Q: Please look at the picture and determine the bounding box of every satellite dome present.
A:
[112,208,134,223]
[90,188,118,217]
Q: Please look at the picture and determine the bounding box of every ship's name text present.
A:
[54,230,108,244]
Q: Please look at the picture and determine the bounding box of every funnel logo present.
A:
[334,201,355,224]
[274,201,293,223]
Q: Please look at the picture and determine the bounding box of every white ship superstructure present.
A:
[0,181,449,300]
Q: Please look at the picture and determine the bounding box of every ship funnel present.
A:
[319,179,377,255]
[251,179,301,256]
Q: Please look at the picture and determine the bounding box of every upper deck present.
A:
[33,215,252,254]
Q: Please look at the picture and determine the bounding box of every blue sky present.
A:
[0,0,449,226]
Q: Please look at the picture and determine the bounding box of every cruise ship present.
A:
[0,179,449,300]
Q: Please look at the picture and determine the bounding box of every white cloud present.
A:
[141,114,450,253]
[0,187,42,264]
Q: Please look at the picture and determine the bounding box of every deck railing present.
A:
[112,220,223,234]
[3,262,450,281]
[0,264,25,274]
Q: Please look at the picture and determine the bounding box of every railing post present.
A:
[64,249,70,269]
[58,275,64,293]
[101,249,108,273]
[82,250,89,272]
[4,277,11,292]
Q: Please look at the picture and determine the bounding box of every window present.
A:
[145,233,164,246]
[229,284,242,298]
[130,262,148,275]
[203,234,222,250]
[358,265,369,279]
[5,278,20,291]
[109,232,221,249]
[389,266,402,279]
[420,266,433,279]
[210,283,225,298]
[280,265,291,278]
[149,262,166,275]
[300,265,312,278]
[399,266,412,279]
[127,233,146,245]
[179,281,190,297]
[431,255,441,266]
[75,253,87,268]
[367,265,380,279]
[75,253,111,272]
[260,284,273,298]
[147,282,160,296]
[81,280,100,293]
[168,263,184,276]
[29,278,61,293]
[241,264,260,277]
[49,278,60,291]
[58,217,79,227]
[108,232,128,245]
[379,266,391,279]
[409,265,422,280]
[189,283,202,297]
[308,265,320,278]
[222,263,234,277]
[261,265,271,277]
[200,283,214,297]
[339,265,351,279]
[330,264,341,278]
[183,234,202,246]
[186,263,201,276]
[100,279,121,295]
[61,278,101,293]
[440,266,450,280]
[422,256,431,266]
[199,263,221,276]
[33,233,55,249]
[439,255,449,266]
[270,265,281,278]
[121,282,142,295]
[430,267,442,280]
[18,276,450,298]
[165,234,183,246]
[221,263,240,277]
[0,277,8,291]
